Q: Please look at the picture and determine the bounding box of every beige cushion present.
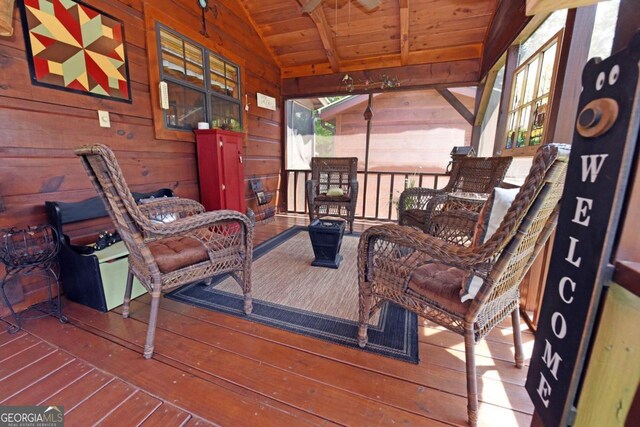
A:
[326,187,344,197]
[461,187,519,302]
[149,236,209,273]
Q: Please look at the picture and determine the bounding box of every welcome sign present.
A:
[525,34,640,425]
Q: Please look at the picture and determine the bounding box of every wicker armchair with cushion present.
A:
[398,155,513,233]
[75,144,253,359]
[357,143,569,426]
[306,157,359,233]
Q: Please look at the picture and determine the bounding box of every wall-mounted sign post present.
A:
[525,34,640,426]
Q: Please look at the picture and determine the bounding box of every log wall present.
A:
[0,0,282,316]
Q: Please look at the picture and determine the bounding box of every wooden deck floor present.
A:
[0,215,535,426]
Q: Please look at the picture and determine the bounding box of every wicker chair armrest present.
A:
[398,187,445,218]
[400,186,444,201]
[359,224,488,282]
[429,209,479,232]
[140,209,253,240]
[427,209,479,246]
[139,197,205,220]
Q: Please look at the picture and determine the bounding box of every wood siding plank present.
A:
[0,0,283,315]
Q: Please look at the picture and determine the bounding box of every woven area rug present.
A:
[167,226,418,363]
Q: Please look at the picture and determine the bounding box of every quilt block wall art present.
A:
[18,0,131,102]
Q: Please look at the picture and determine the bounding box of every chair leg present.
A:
[144,291,161,359]
[512,309,525,368]
[357,290,371,347]
[230,271,252,315]
[244,292,253,315]
[243,270,253,315]
[122,269,134,319]
[464,329,479,427]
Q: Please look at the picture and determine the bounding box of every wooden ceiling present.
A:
[238,0,500,79]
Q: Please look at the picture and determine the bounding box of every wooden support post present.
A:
[493,45,520,156]
[361,94,373,217]
[612,0,637,53]
[470,84,485,153]
[544,6,597,144]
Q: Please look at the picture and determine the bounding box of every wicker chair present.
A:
[75,144,253,359]
[358,144,569,426]
[306,157,359,233]
[398,155,513,232]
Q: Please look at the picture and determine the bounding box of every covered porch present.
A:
[1,214,535,426]
[0,0,638,425]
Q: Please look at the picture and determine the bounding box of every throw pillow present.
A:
[326,187,344,197]
[461,187,520,302]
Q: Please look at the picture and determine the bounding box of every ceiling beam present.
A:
[399,0,410,66]
[281,43,482,79]
[282,59,480,98]
[298,0,341,72]
[436,88,475,125]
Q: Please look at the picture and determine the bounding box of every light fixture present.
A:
[341,73,400,93]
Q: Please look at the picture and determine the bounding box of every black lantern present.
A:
[308,219,345,269]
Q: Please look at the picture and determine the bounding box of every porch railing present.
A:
[286,170,450,221]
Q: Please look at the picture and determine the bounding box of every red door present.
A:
[220,133,245,213]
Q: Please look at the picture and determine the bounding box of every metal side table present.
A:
[0,225,68,333]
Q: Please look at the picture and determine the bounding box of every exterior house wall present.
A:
[331,89,474,174]
[320,89,474,219]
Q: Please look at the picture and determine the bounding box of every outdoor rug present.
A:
[166,226,419,363]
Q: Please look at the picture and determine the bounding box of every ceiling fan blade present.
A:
[302,0,323,13]
[357,0,382,11]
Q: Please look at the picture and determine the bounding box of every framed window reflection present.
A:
[156,23,242,133]
[504,31,562,156]
[164,82,206,130]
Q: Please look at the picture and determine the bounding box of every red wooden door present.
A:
[220,132,245,213]
[194,129,245,213]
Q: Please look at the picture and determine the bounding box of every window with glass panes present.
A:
[157,24,241,131]
[505,32,561,154]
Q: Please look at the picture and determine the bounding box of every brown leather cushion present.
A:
[149,236,209,273]
[407,263,471,314]
[315,194,351,203]
[403,209,428,225]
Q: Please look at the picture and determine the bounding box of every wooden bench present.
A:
[45,189,174,312]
